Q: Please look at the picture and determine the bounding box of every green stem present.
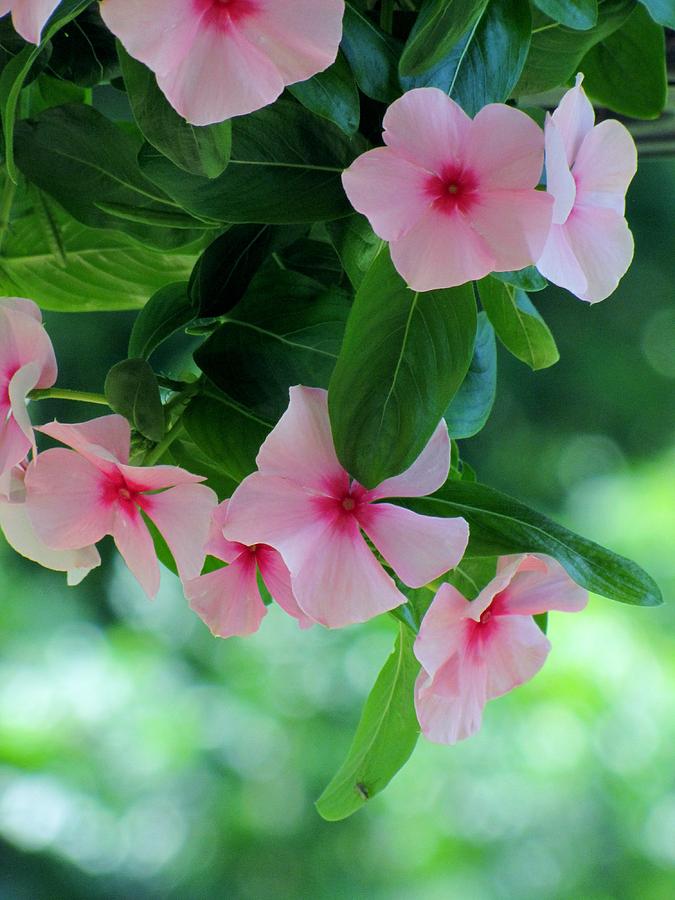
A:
[0,175,17,253]
[144,419,185,466]
[380,0,394,33]
[29,387,110,406]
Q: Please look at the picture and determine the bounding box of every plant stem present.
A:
[0,175,16,253]
[29,387,110,406]
[380,0,394,33]
[144,419,185,466]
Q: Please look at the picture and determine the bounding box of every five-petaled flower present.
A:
[24,415,217,598]
[185,500,314,637]
[414,554,588,745]
[342,87,553,292]
[100,0,345,126]
[0,0,60,44]
[536,74,637,303]
[222,386,470,628]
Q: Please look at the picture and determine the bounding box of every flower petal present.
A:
[494,555,588,616]
[466,104,545,190]
[38,415,131,467]
[9,361,41,444]
[573,119,637,214]
[483,616,551,700]
[0,302,57,388]
[112,504,160,598]
[185,551,267,638]
[205,500,245,564]
[415,661,487,745]
[545,114,576,225]
[535,221,589,300]
[551,72,595,166]
[0,415,31,478]
[560,205,634,303]
[414,581,471,676]
[118,463,205,493]
[9,0,60,44]
[0,297,42,321]
[469,188,554,273]
[257,544,314,628]
[367,419,450,500]
[359,502,469,588]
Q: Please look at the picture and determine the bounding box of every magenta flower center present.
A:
[194,0,260,30]
[426,163,479,215]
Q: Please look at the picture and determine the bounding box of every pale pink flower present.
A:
[341,88,553,291]
[223,386,469,629]
[537,74,637,302]
[0,298,57,478]
[0,0,60,43]
[0,463,100,585]
[414,554,588,745]
[24,415,217,598]
[185,500,314,638]
[100,0,345,126]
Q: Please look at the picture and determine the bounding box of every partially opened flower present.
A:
[185,500,314,638]
[342,88,553,291]
[24,415,217,598]
[414,554,588,745]
[0,0,60,43]
[223,386,469,629]
[0,298,57,478]
[100,0,345,126]
[0,464,100,585]
[536,74,637,302]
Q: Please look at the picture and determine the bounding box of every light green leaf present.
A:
[326,214,381,290]
[638,0,675,28]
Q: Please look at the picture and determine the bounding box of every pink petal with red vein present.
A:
[367,419,450,500]
[111,503,160,598]
[38,415,131,467]
[257,545,315,628]
[186,551,267,639]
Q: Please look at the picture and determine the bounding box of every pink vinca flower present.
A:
[0,298,57,478]
[185,500,314,638]
[414,554,588,745]
[536,74,637,302]
[223,386,469,629]
[0,0,60,43]
[100,0,345,126]
[24,415,217,598]
[342,87,553,291]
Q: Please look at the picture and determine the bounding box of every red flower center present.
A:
[194,0,260,30]
[425,163,479,215]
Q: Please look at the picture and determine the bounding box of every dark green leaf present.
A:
[492,266,548,292]
[514,0,636,96]
[195,268,351,421]
[279,239,345,287]
[533,0,599,29]
[401,0,532,116]
[47,7,119,86]
[399,0,490,77]
[478,277,559,371]
[139,99,355,224]
[128,282,195,359]
[316,626,420,822]
[118,44,232,178]
[168,437,239,499]
[341,3,402,103]
[104,358,165,442]
[581,6,667,119]
[326,214,381,290]
[288,51,360,135]
[638,0,675,28]
[400,480,663,607]
[444,312,497,439]
[329,247,476,488]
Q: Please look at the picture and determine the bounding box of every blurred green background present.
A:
[0,159,673,900]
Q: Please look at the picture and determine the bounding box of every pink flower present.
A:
[0,463,100,585]
[24,415,217,598]
[341,88,553,291]
[414,554,588,745]
[0,298,57,478]
[536,74,637,303]
[185,500,314,638]
[223,386,469,629]
[100,0,345,126]
[0,0,60,43]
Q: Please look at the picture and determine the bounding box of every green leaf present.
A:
[329,247,476,488]
[128,282,195,359]
[118,43,232,178]
[14,103,207,250]
[514,0,636,96]
[581,6,667,119]
[46,7,119,87]
[0,0,91,181]
[492,266,548,292]
[288,51,360,135]
[0,189,200,312]
[316,626,420,822]
[139,98,355,225]
[184,394,271,483]
[194,268,351,421]
[104,358,165,442]
[168,437,239,499]
[341,3,402,103]
[638,0,675,28]
[533,0,599,29]
[279,239,345,288]
[400,0,532,116]
[326,214,381,290]
[399,0,490,77]
[478,277,559,371]
[444,312,497,439]
[399,480,663,607]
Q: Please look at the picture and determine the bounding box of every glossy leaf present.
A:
[316,626,420,822]
[581,6,667,119]
[47,7,119,87]
[478,277,559,371]
[533,0,599,29]
[341,3,402,103]
[638,0,675,27]
[118,44,232,178]
[128,283,195,359]
[279,239,345,288]
[444,312,497,439]
[326,214,382,290]
[492,267,548,293]
[401,0,532,115]
[104,358,165,442]
[329,247,477,488]
[288,51,360,135]
[399,0,490,77]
